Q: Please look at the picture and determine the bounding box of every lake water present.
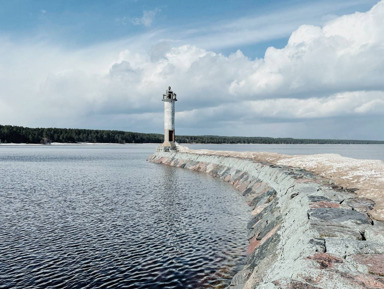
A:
[0,144,250,289]
[1,143,382,289]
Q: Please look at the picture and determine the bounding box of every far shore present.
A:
[0,142,156,146]
[1,142,384,146]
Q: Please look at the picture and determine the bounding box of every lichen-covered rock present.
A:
[353,254,384,276]
[326,238,384,256]
[230,269,253,288]
[346,198,375,212]
[308,208,371,225]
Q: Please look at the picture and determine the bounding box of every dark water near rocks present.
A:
[0,144,250,289]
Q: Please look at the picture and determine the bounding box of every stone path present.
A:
[149,150,384,289]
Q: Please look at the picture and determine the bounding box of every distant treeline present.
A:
[0,125,383,145]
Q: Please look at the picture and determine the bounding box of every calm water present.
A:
[1,143,381,289]
[187,144,384,160]
[0,144,250,289]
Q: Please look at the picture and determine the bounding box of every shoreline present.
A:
[0,142,155,146]
[149,148,384,288]
[1,142,384,145]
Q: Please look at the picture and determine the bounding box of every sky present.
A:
[0,0,383,140]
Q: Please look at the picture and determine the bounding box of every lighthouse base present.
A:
[157,143,178,152]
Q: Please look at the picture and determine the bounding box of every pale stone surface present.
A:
[175,146,384,221]
[276,154,384,221]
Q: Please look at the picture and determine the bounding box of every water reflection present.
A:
[0,145,250,288]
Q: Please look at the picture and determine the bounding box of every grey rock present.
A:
[308,195,332,202]
[311,223,364,240]
[297,185,321,195]
[346,197,375,211]
[247,230,280,270]
[248,211,281,240]
[257,216,282,240]
[256,283,279,289]
[272,279,323,289]
[229,269,252,286]
[325,238,384,256]
[290,192,299,199]
[230,169,243,182]
[308,208,371,225]
[227,285,245,289]
[309,238,326,253]
[247,200,279,231]
[250,189,277,208]
[365,221,384,243]
[290,168,316,180]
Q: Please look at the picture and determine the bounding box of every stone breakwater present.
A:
[148,150,384,289]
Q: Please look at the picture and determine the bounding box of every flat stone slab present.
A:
[353,254,384,276]
[346,198,375,211]
[312,223,364,239]
[326,238,384,256]
[308,196,332,202]
[308,208,371,225]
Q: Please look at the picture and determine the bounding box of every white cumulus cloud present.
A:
[0,1,383,139]
[230,1,384,98]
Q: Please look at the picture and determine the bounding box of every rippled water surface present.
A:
[0,144,250,289]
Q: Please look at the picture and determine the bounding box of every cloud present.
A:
[177,91,384,123]
[230,1,384,98]
[170,0,378,50]
[0,1,383,139]
[130,9,160,27]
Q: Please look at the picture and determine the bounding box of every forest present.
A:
[0,124,383,145]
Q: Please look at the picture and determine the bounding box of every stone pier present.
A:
[149,150,384,289]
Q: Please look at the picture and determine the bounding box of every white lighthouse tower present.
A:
[162,86,177,151]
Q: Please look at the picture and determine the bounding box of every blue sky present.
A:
[0,0,383,139]
[0,0,377,56]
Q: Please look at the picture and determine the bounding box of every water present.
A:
[0,144,250,289]
[1,143,381,289]
[187,144,384,160]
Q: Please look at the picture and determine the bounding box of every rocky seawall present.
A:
[148,150,384,289]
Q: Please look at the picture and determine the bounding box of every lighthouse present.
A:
[162,86,177,151]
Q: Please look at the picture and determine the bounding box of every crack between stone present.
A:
[285,185,295,195]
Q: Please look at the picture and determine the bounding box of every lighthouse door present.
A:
[169,130,174,142]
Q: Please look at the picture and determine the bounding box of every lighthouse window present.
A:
[169,130,174,141]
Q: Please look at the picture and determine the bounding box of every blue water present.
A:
[0,144,250,289]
